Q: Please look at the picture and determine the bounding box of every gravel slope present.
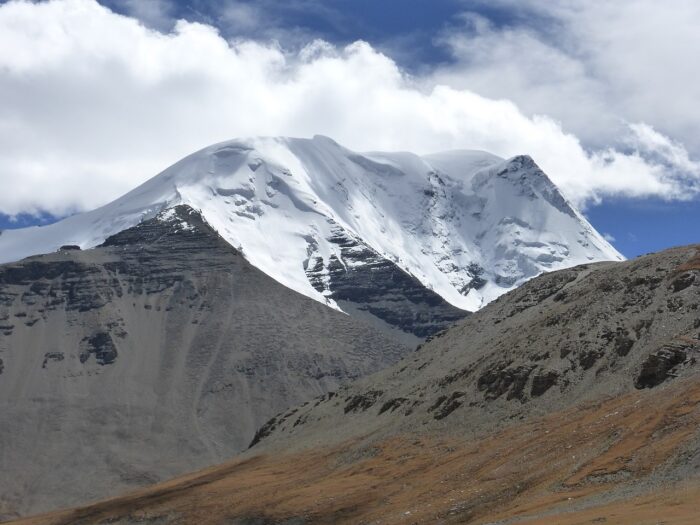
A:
[0,206,410,519]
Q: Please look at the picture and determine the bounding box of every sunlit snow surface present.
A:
[0,136,622,311]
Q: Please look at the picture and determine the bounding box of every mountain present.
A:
[16,244,699,525]
[0,205,411,520]
[0,135,626,521]
[0,136,621,338]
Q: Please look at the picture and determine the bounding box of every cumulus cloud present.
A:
[0,0,699,217]
[437,1,700,154]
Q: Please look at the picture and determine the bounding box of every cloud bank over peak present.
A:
[0,0,698,217]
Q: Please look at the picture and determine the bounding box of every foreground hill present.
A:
[0,136,621,334]
[12,376,700,525]
[12,244,698,524]
[256,245,700,449]
[0,206,410,520]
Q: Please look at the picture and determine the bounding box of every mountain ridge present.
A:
[0,135,622,318]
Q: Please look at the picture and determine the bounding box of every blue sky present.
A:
[586,199,700,257]
[1,0,699,258]
[97,0,527,69]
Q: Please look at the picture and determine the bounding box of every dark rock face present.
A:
[344,390,383,414]
[378,397,409,415]
[477,364,535,402]
[578,350,603,370]
[635,344,689,389]
[461,263,487,295]
[41,352,65,368]
[305,222,468,338]
[249,417,279,448]
[671,272,695,293]
[80,332,118,365]
[249,395,333,448]
[530,370,559,397]
[58,245,81,252]
[614,331,635,356]
[432,391,466,420]
[0,259,109,313]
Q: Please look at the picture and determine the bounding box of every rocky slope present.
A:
[0,205,411,520]
[0,136,621,328]
[13,244,698,524]
[255,244,700,450]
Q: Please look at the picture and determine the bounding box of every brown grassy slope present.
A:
[9,373,700,525]
[515,486,700,525]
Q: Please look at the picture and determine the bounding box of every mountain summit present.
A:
[0,136,622,315]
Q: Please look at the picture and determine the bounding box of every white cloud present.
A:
[438,1,700,155]
[0,0,698,217]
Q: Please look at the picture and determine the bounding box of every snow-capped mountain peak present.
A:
[0,135,622,313]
